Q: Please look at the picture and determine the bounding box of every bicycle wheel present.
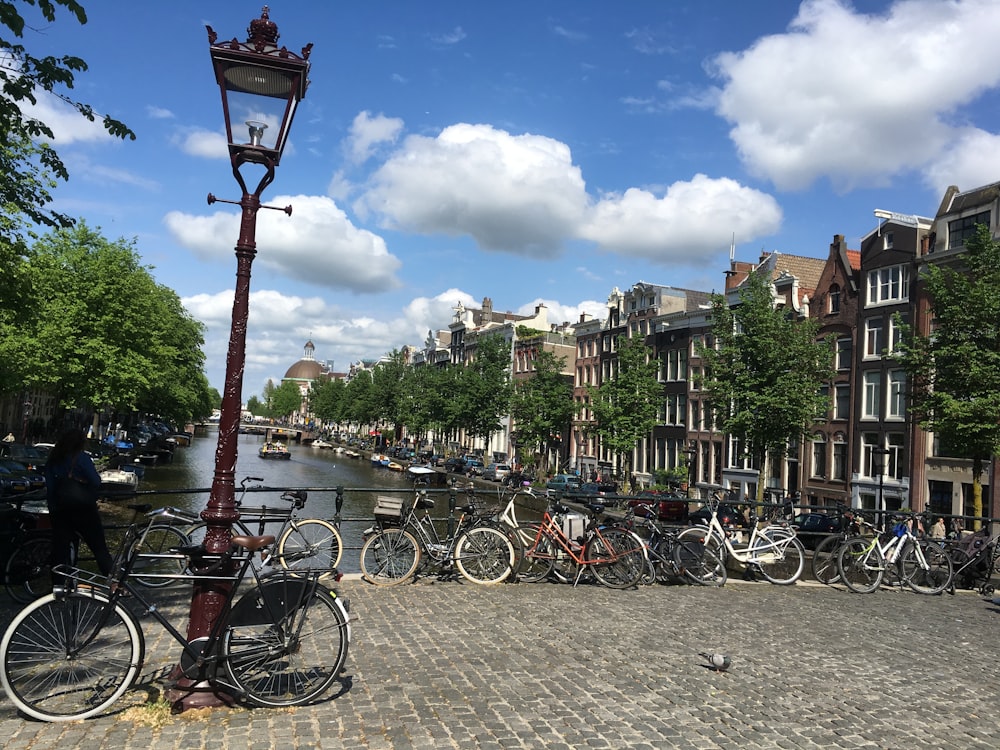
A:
[453,526,516,584]
[0,590,144,722]
[360,528,420,585]
[130,524,189,588]
[277,519,344,577]
[5,535,52,603]
[225,581,349,707]
[838,537,884,593]
[811,534,844,585]
[677,525,727,565]
[513,524,555,583]
[674,538,728,587]
[585,528,644,589]
[901,541,953,595]
[751,532,805,585]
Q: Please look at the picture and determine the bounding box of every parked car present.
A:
[502,469,535,488]
[627,492,689,524]
[546,474,583,493]
[465,459,485,477]
[443,457,467,474]
[0,443,46,471]
[0,465,32,497]
[482,463,511,482]
[0,460,45,492]
[791,513,842,549]
[689,502,746,528]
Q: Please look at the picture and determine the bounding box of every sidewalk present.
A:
[1,577,998,749]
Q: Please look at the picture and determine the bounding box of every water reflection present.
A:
[134,427,422,572]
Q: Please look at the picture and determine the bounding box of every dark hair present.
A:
[48,428,87,465]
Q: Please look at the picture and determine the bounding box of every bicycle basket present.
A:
[373,496,404,523]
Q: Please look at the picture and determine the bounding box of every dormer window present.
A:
[828,284,841,314]
[883,232,894,250]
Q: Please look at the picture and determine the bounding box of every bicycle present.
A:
[810,505,863,585]
[836,512,953,594]
[177,476,343,577]
[617,505,727,587]
[0,512,351,722]
[360,466,516,585]
[677,494,805,584]
[514,498,647,589]
[942,527,999,595]
[2,496,52,602]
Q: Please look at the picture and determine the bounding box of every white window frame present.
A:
[888,370,906,420]
[862,372,880,420]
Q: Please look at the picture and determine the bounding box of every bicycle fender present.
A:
[230,577,313,626]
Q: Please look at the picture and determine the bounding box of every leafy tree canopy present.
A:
[509,349,575,473]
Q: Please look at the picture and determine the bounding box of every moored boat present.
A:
[259,441,291,460]
[99,468,140,498]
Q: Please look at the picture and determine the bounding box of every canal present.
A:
[131,427,424,573]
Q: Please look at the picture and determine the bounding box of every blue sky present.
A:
[18,0,1000,401]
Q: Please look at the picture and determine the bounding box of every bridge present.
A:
[238,424,315,443]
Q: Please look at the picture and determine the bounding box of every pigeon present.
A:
[699,652,732,672]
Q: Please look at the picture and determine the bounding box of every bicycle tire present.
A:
[453,526,516,585]
[674,538,728,587]
[130,524,190,588]
[752,531,805,585]
[360,528,420,585]
[277,518,344,577]
[811,534,844,585]
[0,590,144,722]
[838,537,884,593]
[901,541,953,595]
[224,582,349,707]
[513,524,555,583]
[585,528,644,589]
[5,535,52,603]
[676,525,728,565]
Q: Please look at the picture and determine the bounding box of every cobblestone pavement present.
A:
[1,577,998,749]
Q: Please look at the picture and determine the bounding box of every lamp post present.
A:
[171,7,311,710]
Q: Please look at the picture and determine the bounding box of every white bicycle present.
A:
[678,494,805,585]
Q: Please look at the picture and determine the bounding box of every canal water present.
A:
[132,427,421,573]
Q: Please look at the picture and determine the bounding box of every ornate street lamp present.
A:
[171,7,311,710]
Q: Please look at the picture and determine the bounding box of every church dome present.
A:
[283,340,323,380]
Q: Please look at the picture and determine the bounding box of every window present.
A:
[828,285,841,314]
[836,338,852,370]
[883,232,894,250]
[690,366,701,390]
[811,437,827,479]
[887,315,903,355]
[861,432,880,477]
[867,265,910,305]
[666,394,686,426]
[834,384,850,420]
[887,433,906,480]
[948,210,990,250]
[865,318,883,358]
[888,370,906,419]
[862,372,880,419]
[832,438,847,481]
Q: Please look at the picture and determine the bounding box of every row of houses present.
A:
[392,180,1000,521]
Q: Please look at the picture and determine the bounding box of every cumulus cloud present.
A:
[178,128,227,159]
[358,123,589,255]
[165,194,402,293]
[345,111,404,164]
[924,127,1000,196]
[515,298,607,328]
[710,0,1000,191]
[23,92,113,145]
[401,288,478,342]
[579,174,782,263]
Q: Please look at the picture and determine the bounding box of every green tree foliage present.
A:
[588,333,661,489]
[895,223,1000,526]
[454,334,512,443]
[509,349,575,474]
[342,370,374,425]
[267,380,303,421]
[309,377,345,424]
[370,350,408,439]
[1,0,135,232]
[398,365,449,444]
[245,394,264,417]
[6,223,213,424]
[699,269,834,502]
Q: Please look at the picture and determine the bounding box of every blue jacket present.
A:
[45,451,102,509]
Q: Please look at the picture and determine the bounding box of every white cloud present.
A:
[710,0,1000,191]
[24,92,113,145]
[358,123,589,256]
[146,106,175,120]
[401,288,477,342]
[430,27,467,45]
[579,174,782,263]
[924,127,1000,196]
[178,128,227,159]
[165,194,403,293]
[345,111,404,164]
[515,298,607,328]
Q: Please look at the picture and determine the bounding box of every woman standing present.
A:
[44,428,114,578]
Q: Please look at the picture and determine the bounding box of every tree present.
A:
[509,349,575,475]
[453,334,512,445]
[588,332,661,490]
[1,0,135,233]
[895,223,1000,527]
[699,269,834,503]
[5,223,213,424]
[245,395,264,417]
[267,380,303,421]
[370,350,408,440]
[310,377,346,425]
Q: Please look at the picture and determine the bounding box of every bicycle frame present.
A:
[696,501,796,565]
[523,505,634,584]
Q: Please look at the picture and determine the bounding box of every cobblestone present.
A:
[0,578,998,748]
